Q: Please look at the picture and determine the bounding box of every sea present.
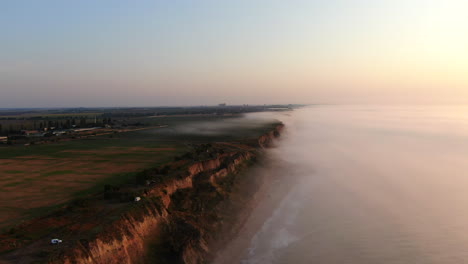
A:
[239,105,468,264]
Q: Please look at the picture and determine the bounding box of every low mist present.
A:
[219,105,468,264]
[174,116,280,136]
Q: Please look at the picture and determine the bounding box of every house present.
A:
[21,130,40,136]
[52,131,67,136]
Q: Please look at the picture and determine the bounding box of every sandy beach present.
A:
[212,154,299,264]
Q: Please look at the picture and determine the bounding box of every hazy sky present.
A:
[1,0,467,107]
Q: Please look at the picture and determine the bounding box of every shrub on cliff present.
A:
[163,217,201,252]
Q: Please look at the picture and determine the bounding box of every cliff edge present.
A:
[0,124,284,264]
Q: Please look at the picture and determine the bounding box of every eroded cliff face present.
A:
[2,124,284,264]
[60,211,165,264]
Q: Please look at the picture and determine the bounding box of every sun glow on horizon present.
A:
[1,0,468,107]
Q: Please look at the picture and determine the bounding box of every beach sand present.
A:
[212,160,297,264]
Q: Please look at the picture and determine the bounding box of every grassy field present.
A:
[0,114,281,230]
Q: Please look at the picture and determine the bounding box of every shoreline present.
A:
[0,124,285,264]
[212,150,298,264]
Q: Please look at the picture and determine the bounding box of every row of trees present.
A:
[0,117,113,136]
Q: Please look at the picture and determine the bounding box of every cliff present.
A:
[0,124,284,264]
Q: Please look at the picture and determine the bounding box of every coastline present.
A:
[0,124,285,264]
[212,149,298,264]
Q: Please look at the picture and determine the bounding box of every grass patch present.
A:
[3,170,24,174]
[3,181,23,187]
[40,170,75,177]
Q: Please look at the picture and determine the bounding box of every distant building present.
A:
[218,103,226,107]
[21,130,40,136]
[53,131,67,136]
[73,127,100,132]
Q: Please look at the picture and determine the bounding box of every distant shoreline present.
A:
[212,136,297,264]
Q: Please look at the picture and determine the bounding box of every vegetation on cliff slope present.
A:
[0,114,283,264]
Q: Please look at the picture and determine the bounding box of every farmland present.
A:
[0,110,284,230]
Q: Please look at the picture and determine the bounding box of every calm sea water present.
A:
[243,105,468,264]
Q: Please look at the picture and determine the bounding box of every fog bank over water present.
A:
[238,105,468,264]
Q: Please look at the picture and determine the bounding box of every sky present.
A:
[1,0,468,107]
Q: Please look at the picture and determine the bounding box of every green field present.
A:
[0,114,281,230]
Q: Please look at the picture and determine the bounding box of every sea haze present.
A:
[241,105,468,264]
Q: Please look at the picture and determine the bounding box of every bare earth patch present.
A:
[0,146,177,229]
